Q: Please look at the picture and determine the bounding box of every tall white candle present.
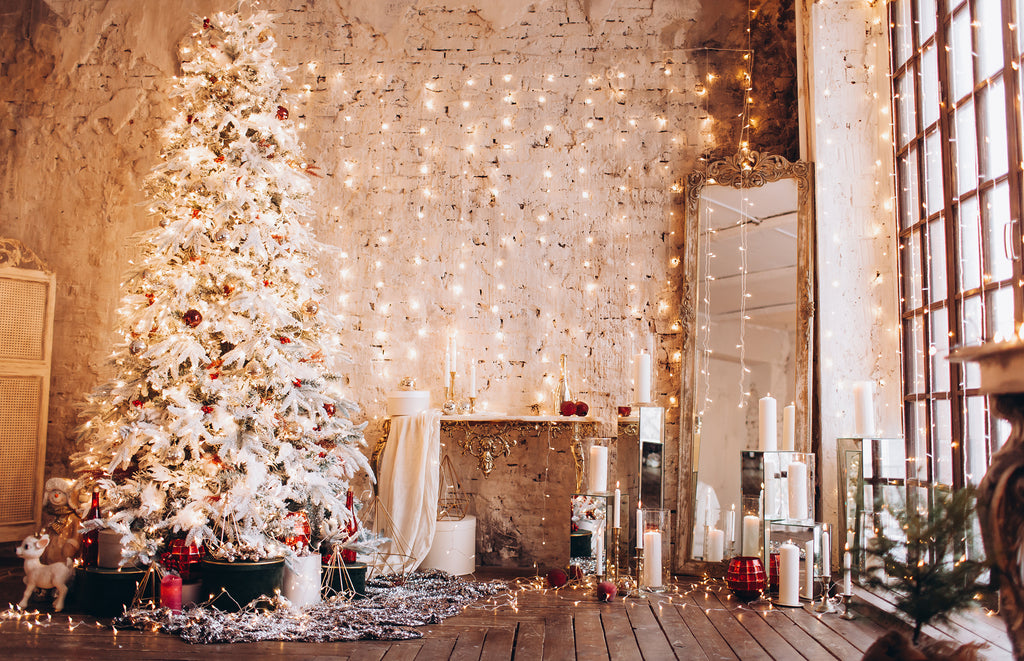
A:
[787,461,808,520]
[637,505,644,548]
[821,528,831,577]
[759,395,777,451]
[726,505,736,546]
[742,515,760,557]
[643,530,663,587]
[843,548,853,595]
[804,539,815,600]
[707,529,725,562]
[468,361,477,397]
[451,336,458,370]
[852,381,875,437]
[782,403,796,451]
[634,351,652,403]
[595,527,605,574]
[778,541,800,606]
[588,445,608,493]
[764,454,779,519]
[613,484,621,528]
[445,343,452,375]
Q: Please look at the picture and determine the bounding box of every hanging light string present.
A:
[698,47,715,419]
[737,0,755,408]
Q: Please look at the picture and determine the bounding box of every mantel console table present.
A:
[373,415,598,490]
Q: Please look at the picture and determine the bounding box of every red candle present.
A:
[161,573,182,612]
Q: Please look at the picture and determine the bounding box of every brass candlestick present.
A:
[635,546,644,590]
[443,371,457,414]
[814,576,836,613]
[841,593,856,619]
[469,396,476,413]
[612,527,620,582]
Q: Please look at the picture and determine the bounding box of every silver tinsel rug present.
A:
[115,570,506,644]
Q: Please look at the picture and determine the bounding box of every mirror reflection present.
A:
[690,178,800,561]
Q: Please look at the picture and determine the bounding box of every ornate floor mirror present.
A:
[675,151,815,574]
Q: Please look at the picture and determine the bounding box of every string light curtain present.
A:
[890,0,1023,491]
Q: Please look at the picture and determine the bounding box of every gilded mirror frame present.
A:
[675,150,815,573]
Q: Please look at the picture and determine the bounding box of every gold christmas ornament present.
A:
[302,299,319,316]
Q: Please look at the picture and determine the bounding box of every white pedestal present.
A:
[283,554,322,608]
[420,515,476,575]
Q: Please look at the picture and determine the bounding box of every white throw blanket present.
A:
[374,409,441,574]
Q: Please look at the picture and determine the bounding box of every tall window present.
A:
[892,0,1023,490]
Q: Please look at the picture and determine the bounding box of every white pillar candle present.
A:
[451,336,458,370]
[804,539,815,600]
[742,515,760,557]
[283,554,322,608]
[445,344,452,375]
[468,361,476,397]
[821,528,831,577]
[634,351,652,403]
[843,548,853,595]
[782,403,796,451]
[764,454,779,519]
[707,529,725,562]
[642,530,663,587]
[637,506,644,548]
[847,529,856,551]
[852,380,875,437]
[613,485,621,528]
[787,461,808,520]
[588,445,608,493]
[595,527,605,574]
[759,395,777,451]
[778,541,800,606]
[725,505,736,546]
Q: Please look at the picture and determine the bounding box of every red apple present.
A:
[617,406,631,417]
[575,401,589,416]
[568,564,585,582]
[597,580,617,602]
[560,400,576,416]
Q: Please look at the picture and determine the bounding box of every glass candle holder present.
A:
[740,494,763,559]
[640,508,670,591]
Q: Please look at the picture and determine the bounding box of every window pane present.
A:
[909,400,929,481]
[925,130,944,213]
[932,398,954,486]
[921,44,940,128]
[961,294,983,388]
[947,8,974,102]
[928,218,947,300]
[915,0,937,42]
[965,396,988,485]
[958,196,982,291]
[996,416,1011,451]
[954,100,979,196]
[897,72,918,148]
[976,0,1004,81]
[930,308,950,392]
[899,148,921,229]
[990,286,1015,341]
[896,72,918,148]
[983,182,1014,283]
[979,78,1009,181]
[894,0,915,66]
[907,313,928,394]
[902,232,924,309]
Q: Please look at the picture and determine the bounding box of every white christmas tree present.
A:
[71,11,370,563]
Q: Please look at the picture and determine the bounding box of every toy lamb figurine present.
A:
[16,534,73,612]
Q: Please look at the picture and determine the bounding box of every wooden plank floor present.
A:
[0,570,1009,659]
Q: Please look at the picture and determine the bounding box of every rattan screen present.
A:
[0,277,48,362]
[0,375,41,523]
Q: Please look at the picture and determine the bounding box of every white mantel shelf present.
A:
[440,414,603,424]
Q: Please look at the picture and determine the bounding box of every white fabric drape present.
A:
[375,409,441,573]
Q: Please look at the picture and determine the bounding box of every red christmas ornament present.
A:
[183,309,202,327]
[276,105,289,120]
[575,401,589,416]
[546,568,569,588]
[568,565,585,582]
[282,511,311,550]
[323,403,336,417]
[597,580,617,602]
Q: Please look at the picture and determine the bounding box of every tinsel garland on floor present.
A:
[115,570,505,644]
